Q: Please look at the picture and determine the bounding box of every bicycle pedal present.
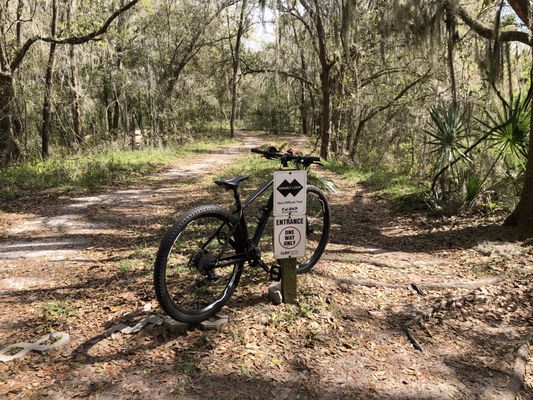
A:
[269,265,281,281]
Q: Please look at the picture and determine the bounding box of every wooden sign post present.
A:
[280,258,297,304]
[273,170,307,304]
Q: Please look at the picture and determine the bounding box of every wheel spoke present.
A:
[157,211,242,317]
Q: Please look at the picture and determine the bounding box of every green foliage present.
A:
[41,300,76,327]
[323,161,367,181]
[0,139,234,198]
[118,260,134,273]
[246,103,293,133]
[242,79,295,134]
[175,357,197,375]
[0,0,529,221]
[298,301,313,318]
[462,170,484,203]
[481,95,529,169]
[323,161,421,199]
[307,172,338,193]
[426,104,471,168]
[216,154,277,183]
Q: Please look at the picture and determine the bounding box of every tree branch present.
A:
[448,1,529,45]
[10,0,140,71]
[0,5,10,71]
[508,0,529,26]
[360,68,405,88]
[240,62,316,88]
[361,68,431,125]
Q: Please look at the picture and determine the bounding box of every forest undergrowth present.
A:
[0,136,239,203]
[0,133,531,399]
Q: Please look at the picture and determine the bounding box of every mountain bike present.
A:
[154,146,331,323]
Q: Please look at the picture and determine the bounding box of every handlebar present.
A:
[251,147,321,167]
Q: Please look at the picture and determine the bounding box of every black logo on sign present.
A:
[277,179,303,197]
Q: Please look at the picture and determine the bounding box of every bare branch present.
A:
[240,56,316,87]
[361,68,431,125]
[360,68,405,88]
[241,67,316,87]
[448,1,529,45]
[10,0,140,71]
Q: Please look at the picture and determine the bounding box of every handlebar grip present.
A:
[251,147,321,164]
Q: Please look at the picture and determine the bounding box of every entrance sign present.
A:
[273,170,307,216]
[273,215,306,259]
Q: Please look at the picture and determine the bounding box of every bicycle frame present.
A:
[242,179,274,246]
[213,179,274,268]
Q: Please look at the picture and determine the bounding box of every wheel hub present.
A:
[188,249,217,275]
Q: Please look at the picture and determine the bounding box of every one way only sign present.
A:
[273,215,306,259]
[273,170,307,216]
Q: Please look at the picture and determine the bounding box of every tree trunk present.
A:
[103,75,113,136]
[314,2,331,160]
[507,0,528,26]
[505,81,533,237]
[319,72,331,159]
[506,43,513,100]
[331,70,344,154]
[16,0,24,48]
[503,9,533,238]
[0,74,21,165]
[112,91,121,136]
[40,0,59,159]
[299,81,309,136]
[70,46,82,147]
[446,9,457,106]
[349,121,364,160]
[229,0,247,139]
[112,1,126,139]
[68,0,83,148]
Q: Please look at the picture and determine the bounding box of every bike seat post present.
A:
[232,187,250,240]
[232,187,242,211]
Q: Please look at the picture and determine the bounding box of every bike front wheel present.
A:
[297,185,331,273]
[153,205,245,324]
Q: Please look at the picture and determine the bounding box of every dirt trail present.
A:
[0,132,291,294]
[1,133,260,262]
[0,132,531,399]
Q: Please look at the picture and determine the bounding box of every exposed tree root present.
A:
[501,335,531,400]
[322,254,412,268]
[402,290,488,327]
[416,276,505,290]
[402,325,423,351]
[332,275,505,352]
[333,276,506,292]
[398,289,490,351]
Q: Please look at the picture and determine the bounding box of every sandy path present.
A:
[0,132,291,291]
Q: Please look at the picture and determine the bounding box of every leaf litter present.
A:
[0,135,531,399]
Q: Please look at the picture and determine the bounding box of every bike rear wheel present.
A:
[154,205,245,324]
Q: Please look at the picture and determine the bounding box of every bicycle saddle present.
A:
[214,176,249,190]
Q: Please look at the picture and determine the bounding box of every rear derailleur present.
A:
[188,249,218,284]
